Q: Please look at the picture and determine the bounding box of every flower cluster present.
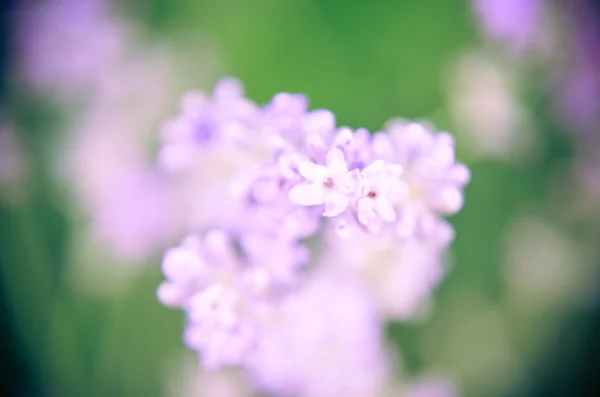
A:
[157,79,469,395]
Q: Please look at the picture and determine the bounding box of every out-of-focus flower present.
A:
[445,50,536,162]
[422,302,526,396]
[92,170,180,262]
[158,231,273,370]
[502,216,596,312]
[473,0,543,53]
[166,357,255,397]
[472,0,600,139]
[156,79,470,394]
[247,271,389,397]
[553,1,600,136]
[321,227,447,319]
[289,148,362,216]
[369,121,469,245]
[16,0,131,102]
[61,50,184,263]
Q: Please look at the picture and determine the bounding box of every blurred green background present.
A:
[1,0,600,396]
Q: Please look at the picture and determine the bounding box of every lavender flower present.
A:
[473,0,543,53]
[246,271,389,397]
[288,148,362,216]
[156,79,470,390]
[17,0,129,101]
[158,231,272,369]
[321,225,447,319]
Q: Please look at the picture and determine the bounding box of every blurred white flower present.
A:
[445,50,536,162]
[166,356,254,397]
[502,216,596,311]
[17,0,132,102]
[322,226,446,320]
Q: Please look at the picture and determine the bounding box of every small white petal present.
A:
[325,148,348,175]
[372,133,395,160]
[303,109,335,134]
[333,127,353,147]
[162,247,203,283]
[429,187,463,214]
[156,283,185,307]
[447,164,471,185]
[323,192,350,217]
[298,161,328,181]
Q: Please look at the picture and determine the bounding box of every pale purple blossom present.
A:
[16,0,130,101]
[473,0,543,53]
[289,148,362,216]
[246,271,389,397]
[321,225,447,319]
[167,359,255,397]
[156,79,470,389]
[158,231,273,369]
[373,121,470,245]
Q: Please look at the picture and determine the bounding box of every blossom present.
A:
[158,231,273,369]
[321,225,446,319]
[444,50,536,162]
[17,0,129,101]
[289,148,362,216]
[372,121,470,245]
[167,359,254,397]
[473,0,543,53]
[355,160,402,232]
[92,170,180,262]
[246,271,389,397]
[155,78,470,388]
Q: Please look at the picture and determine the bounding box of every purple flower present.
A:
[246,271,389,397]
[473,0,542,53]
[356,160,403,232]
[320,225,447,319]
[289,148,362,216]
[17,0,129,101]
[375,121,470,245]
[156,78,470,384]
[158,231,273,369]
[92,170,178,262]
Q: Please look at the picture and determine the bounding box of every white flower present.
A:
[289,148,362,216]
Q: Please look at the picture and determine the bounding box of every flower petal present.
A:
[323,191,350,217]
[298,161,328,181]
[326,148,348,175]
